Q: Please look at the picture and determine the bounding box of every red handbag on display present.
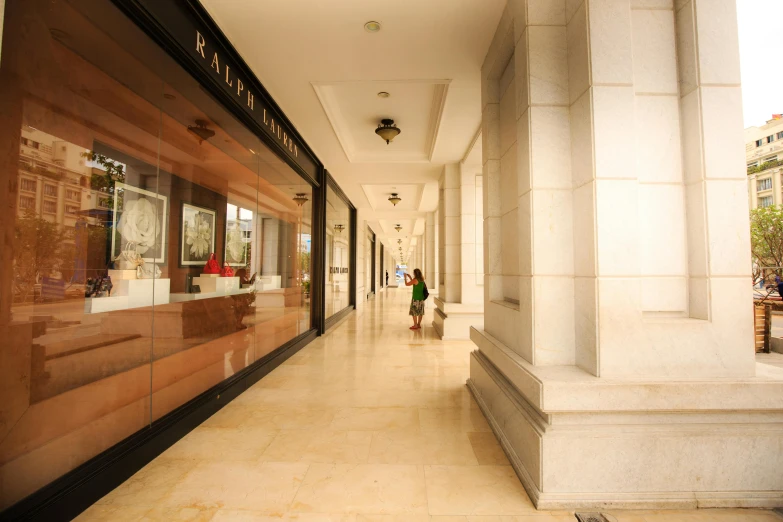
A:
[220,263,234,277]
[203,252,220,274]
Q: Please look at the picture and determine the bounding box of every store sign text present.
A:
[195,31,299,158]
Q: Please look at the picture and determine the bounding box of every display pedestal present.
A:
[256,275,282,291]
[84,279,170,313]
[170,277,247,303]
[193,276,239,294]
[108,269,137,281]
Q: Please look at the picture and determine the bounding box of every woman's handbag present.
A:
[114,241,144,270]
[423,283,429,300]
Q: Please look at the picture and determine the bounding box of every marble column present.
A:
[469,0,783,509]
[433,164,485,339]
[354,209,368,309]
[425,211,439,296]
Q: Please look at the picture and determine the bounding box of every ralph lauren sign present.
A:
[126,0,320,182]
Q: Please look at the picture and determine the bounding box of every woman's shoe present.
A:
[409,325,417,329]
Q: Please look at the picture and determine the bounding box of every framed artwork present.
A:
[225,217,251,266]
[111,182,167,264]
[180,202,216,266]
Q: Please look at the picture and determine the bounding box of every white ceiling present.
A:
[201,0,505,251]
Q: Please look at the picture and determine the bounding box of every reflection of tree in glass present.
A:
[186,212,212,259]
[13,211,72,302]
[299,251,310,278]
[81,151,125,210]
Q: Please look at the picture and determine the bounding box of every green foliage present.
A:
[82,151,125,208]
[299,251,310,276]
[750,205,783,285]
[748,159,783,175]
[13,211,73,301]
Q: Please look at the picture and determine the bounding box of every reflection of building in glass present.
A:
[17,128,108,229]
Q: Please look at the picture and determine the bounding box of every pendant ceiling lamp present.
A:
[397,239,402,244]
[334,224,345,233]
[394,224,402,233]
[388,193,402,206]
[293,193,309,206]
[375,119,401,144]
[187,119,215,144]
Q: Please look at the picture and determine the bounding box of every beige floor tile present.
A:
[161,461,309,511]
[465,513,576,522]
[96,458,198,506]
[368,430,478,465]
[424,465,536,516]
[212,511,357,521]
[159,426,277,461]
[242,405,339,430]
[290,463,428,514]
[329,407,420,431]
[261,429,316,461]
[419,408,491,432]
[140,506,219,521]
[467,432,509,465]
[262,429,373,463]
[356,514,432,522]
[73,504,153,522]
[641,512,783,521]
[301,431,373,463]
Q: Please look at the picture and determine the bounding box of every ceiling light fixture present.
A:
[377,91,390,98]
[388,193,402,206]
[293,193,309,206]
[394,224,402,233]
[375,119,401,145]
[397,239,402,244]
[334,224,345,233]
[187,119,215,144]
[364,21,382,33]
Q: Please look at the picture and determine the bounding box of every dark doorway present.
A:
[369,227,376,294]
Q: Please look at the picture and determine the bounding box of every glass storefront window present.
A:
[0,0,313,509]
[325,186,352,318]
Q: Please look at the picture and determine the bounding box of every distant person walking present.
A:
[405,268,427,329]
[385,270,389,287]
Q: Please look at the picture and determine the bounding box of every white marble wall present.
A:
[479,0,754,379]
[425,212,439,294]
[439,165,462,303]
[460,163,484,304]
[468,0,781,509]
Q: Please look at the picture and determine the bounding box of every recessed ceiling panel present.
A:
[361,183,424,212]
[313,80,449,163]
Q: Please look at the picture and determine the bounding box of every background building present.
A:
[746,115,783,208]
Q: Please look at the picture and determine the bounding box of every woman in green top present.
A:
[405,268,425,330]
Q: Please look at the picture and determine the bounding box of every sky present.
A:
[737,0,783,129]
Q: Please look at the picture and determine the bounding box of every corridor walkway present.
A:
[77,289,781,522]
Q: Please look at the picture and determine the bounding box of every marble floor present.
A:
[76,289,782,522]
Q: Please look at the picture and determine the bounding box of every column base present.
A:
[432,297,483,340]
[469,327,783,510]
